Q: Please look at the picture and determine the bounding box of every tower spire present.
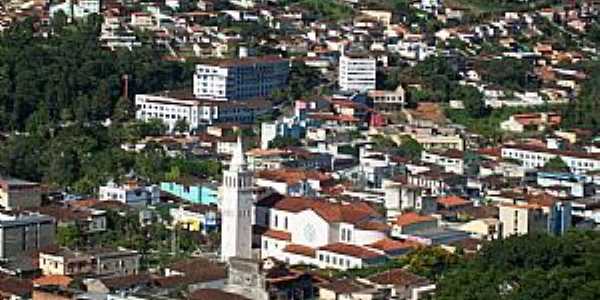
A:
[229,134,247,171]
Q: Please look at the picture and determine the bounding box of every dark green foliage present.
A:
[269,136,302,148]
[562,63,600,132]
[56,224,83,248]
[479,57,537,91]
[436,231,600,300]
[542,156,570,172]
[452,85,488,118]
[0,15,192,131]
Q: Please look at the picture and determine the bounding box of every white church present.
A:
[219,137,416,270]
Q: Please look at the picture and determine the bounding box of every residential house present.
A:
[99,179,160,208]
[169,204,219,234]
[0,177,42,210]
[39,247,141,277]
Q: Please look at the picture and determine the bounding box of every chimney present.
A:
[122,74,130,99]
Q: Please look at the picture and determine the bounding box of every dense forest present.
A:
[436,231,600,300]
[0,15,219,193]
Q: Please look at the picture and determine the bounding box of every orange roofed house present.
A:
[500,112,561,133]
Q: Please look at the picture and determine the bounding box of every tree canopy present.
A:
[436,231,600,300]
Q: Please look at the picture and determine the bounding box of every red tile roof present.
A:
[283,244,316,257]
[257,196,381,226]
[367,268,430,286]
[368,238,420,252]
[188,289,249,300]
[263,229,292,241]
[437,195,470,207]
[256,169,333,186]
[32,275,72,287]
[318,243,384,260]
[395,212,436,227]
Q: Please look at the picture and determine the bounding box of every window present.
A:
[284,217,288,230]
[263,240,268,250]
[274,215,278,227]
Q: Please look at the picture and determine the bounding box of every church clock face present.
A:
[303,223,317,243]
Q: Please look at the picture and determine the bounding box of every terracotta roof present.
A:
[354,221,389,232]
[257,196,382,226]
[32,275,72,287]
[319,279,373,294]
[256,168,333,186]
[395,212,436,227]
[283,244,316,257]
[368,238,420,252]
[318,243,384,260]
[99,274,152,290]
[0,276,32,297]
[437,196,470,208]
[263,229,292,241]
[367,268,430,286]
[189,289,249,300]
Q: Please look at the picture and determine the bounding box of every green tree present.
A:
[542,156,570,172]
[173,118,190,133]
[56,225,82,248]
[397,136,424,160]
[269,136,302,148]
[453,85,488,118]
[436,231,600,300]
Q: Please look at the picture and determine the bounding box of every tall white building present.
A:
[220,136,253,262]
[193,56,289,101]
[338,51,376,92]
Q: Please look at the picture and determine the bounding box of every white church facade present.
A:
[219,137,415,269]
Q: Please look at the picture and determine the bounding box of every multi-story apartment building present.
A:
[193,56,289,101]
[135,90,271,131]
[0,177,42,210]
[0,212,55,259]
[501,144,600,174]
[338,51,376,92]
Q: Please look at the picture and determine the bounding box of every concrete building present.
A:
[49,0,100,19]
[160,181,219,205]
[338,50,376,92]
[368,85,406,112]
[0,177,42,210]
[170,205,219,234]
[0,212,55,259]
[499,200,572,238]
[39,247,140,277]
[135,91,271,131]
[501,144,600,174]
[193,56,289,101]
[98,180,160,208]
[220,136,253,261]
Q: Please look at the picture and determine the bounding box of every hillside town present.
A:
[0,0,599,299]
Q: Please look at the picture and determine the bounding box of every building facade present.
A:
[0,212,55,259]
[193,56,289,101]
[0,177,42,210]
[338,51,376,92]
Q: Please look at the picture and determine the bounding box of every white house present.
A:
[98,180,160,208]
